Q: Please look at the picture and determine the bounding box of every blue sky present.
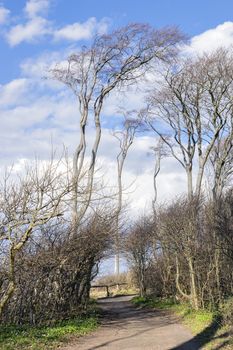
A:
[4,0,233,32]
[0,0,233,212]
[1,0,233,82]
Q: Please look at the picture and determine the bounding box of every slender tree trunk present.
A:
[0,247,16,317]
[152,151,161,214]
[115,159,124,276]
[73,113,102,229]
[195,159,205,199]
[175,256,191,301]
[212,190,222,304]
[114,251,120,276]
[188,256,199,310]
[113,119,137,276]
[186,165,193,200]
[72,113,87,235]
[139,262,146,297]
[215,245,221,304]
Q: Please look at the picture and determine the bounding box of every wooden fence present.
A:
[90,283,128,297]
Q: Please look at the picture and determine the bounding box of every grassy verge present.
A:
[0,314,98,350]
[132,296,232,349]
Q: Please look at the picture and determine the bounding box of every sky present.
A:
[1,0,233,216]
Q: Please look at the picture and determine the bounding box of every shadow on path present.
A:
[85,326,161,350]
[171,316,231,350]
[62,296,231,350]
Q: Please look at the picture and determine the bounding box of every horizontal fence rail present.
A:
[91,283,128,297]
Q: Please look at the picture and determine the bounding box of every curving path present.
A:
[61,295,199,350]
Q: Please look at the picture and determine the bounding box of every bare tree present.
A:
[209,131,233,201]
[0,209,114,325]
[146,48,233,199]
[157,197,202,309]
[207,127,233,303]
[150,137,168,213]
[125,216,154,297]
[112,112,140,276]
[51,24,184,234]
[0,156,69,316]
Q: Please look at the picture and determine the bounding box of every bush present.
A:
[220,297,233,327]
[1,214,112,325]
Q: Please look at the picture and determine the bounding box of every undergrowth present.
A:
[0,313,98,349]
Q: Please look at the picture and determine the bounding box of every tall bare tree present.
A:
[113,113,140,276]
[209,131,233,201]
[147,48,233,199]
[150,137,168,213]
[51,24,184,234]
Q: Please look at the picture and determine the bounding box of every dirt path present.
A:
[61,295,199,350]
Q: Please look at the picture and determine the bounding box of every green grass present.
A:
[0,315,98,350]
[171,303,215,334]
[132,296,232,349]
[132,296,176,309]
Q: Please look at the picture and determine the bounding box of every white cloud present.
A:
[14,52,186,210]
[0,73,190,214]
[6,16,51,46]
[3,0,109,46]
[0,4,10,24]
[0,79,29,106]
[21,52,61,77]
[54,17,109,41]
[24,0,50,18]
[4,0,52,46]
[186,21,233,54]
[6,12,109,46]
[4,19,228,211]
[20,50,71,80]
[96,135,187,214]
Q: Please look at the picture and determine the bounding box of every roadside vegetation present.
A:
[0,314,98,350]
[132,296,233,349]
[0,20,233,350]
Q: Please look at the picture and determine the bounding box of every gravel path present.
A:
[61,295,199,350]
